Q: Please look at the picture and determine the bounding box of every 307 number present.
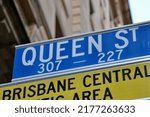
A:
[37,60,62,74]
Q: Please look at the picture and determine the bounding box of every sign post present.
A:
[13,22,150,80]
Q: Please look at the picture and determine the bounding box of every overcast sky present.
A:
[129,0,150,23]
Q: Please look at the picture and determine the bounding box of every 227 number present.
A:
[98,49,123,63]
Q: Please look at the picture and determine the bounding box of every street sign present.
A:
[2,60,150,100]
[13,22,150,80]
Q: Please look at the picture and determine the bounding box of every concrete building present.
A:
[0,0,132,83]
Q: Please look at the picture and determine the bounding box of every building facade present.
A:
[0,0,132,83]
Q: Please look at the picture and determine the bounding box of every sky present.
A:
[129,0,150,23]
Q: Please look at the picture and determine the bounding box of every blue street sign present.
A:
[13,22,150,80]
